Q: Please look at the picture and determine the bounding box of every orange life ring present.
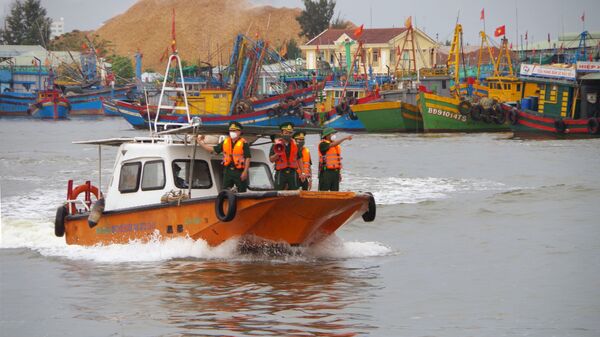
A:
[71,184,100,200]
[69,184,100,214]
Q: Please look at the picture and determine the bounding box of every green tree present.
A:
[296,0,336,40]
[0,0,51,46]
[107,54,134,84]
[330,13,352,29]
[286,39,301,60]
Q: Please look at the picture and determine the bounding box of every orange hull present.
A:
[64,191,371,246]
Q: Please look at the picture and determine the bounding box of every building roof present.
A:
[306,28,408,46]
[0,45,47,58]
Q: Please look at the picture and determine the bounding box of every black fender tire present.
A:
[215,190,237,222]
[555,119,566,133]
[348,109,358,120]
[470,105,482,121]
[267,109,276,117]
[493,107,507,124]
[482,109,493,123]
[55,205,67,237]
[509,109,519,125]
[587,118,599,135]
[362,192,376,222]
[335,104,344,115]
[458,101,472,116]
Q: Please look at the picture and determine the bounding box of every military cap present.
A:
[321,127,337,138]
[228,121,243,131]
[279,122,295,132]
[293,131,306,140]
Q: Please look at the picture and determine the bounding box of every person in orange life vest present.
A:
[318,127,352,191]
[197,121,251,192]
[269,122,305,190]
[293,131,312,190]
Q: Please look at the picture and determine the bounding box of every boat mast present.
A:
[447,24,463,97]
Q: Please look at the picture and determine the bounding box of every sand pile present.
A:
[95,0,305,71]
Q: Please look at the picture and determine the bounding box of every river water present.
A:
[1,117,599,336]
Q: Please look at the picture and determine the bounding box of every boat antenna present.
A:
[187,123,199,197]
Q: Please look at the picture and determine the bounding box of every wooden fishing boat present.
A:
[54,124,376,247]
[29,89,70,119]
[506,62,600,138]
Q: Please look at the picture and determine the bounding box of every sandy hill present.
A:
[95,0,304,71]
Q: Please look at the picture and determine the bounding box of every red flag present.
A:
[581,11,585,22]
[354,24,364,38]
[494,25,506,37]
[480,8,485,21]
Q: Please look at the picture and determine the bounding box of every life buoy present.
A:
[215,190,237,222]
[470,105,482,121]
[458,100,472,116]
[54,205,67,237]
[587,118,600,135]
[70,184,100,214]
[339,101,349,113]
[554,119,566,133]
[509,108,519,125]
[362,192,376,222]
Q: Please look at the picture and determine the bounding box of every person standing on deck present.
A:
[269,122,305,190]
[293,131,312,191]
[318,127,352,191]
[197,121,251,192]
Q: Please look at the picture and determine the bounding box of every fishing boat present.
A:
[29,89,70,119]
[505,62,600,138]
[417,24,514,132]
[53,124,376,247]
[65,85,134,115]
[0,91,36,116]
[100,98,120,116]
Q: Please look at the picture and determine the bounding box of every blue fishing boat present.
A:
[101,98,120,116]
[0,91,36,116]
[66,85,134,115]
[29,90,70,119]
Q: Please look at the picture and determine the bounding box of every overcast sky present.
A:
[1,0,599,45]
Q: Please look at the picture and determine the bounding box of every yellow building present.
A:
[300,27,438,75]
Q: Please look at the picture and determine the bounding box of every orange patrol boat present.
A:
[55,124,376,247]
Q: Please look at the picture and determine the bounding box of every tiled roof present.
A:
[306,28,407,46]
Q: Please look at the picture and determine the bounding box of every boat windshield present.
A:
[210,160,275,191]
[172,160,213,189]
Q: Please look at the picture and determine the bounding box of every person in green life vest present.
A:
[318,127,352,191]
[269,122,306,190]
[293,131,312,191]
[197,121,251,192]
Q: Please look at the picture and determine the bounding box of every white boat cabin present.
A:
[81,136,275,212]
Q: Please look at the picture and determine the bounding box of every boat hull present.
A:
[0,92,36,116]
[63,191,371,247]
[68,86,133,115]
[418,92,509,132]
[507,106,600,139]
[352,101,423,132]
[30,99,70,119]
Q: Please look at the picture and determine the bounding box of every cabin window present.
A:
[172,160,212,189]
[248,162,275,191]
[119,162,141,193]
[516,84,521,92]
[441,80,447,89]
[141,160,165,191]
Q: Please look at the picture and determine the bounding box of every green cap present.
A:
[279,122,295,132]
[293,131,306,140]
[228,121,243,131]
[321,127,337,138]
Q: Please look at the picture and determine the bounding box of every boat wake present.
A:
[0,217,392,263]
[346,174,507,205]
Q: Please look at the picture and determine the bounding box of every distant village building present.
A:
[300,27,438,75]
[0,45,82,93]
[50,17,65,39]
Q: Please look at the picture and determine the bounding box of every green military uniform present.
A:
[318,140,340,191]
[213,139,251,192]
[269,141,303,190]
[208,121,251,192]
